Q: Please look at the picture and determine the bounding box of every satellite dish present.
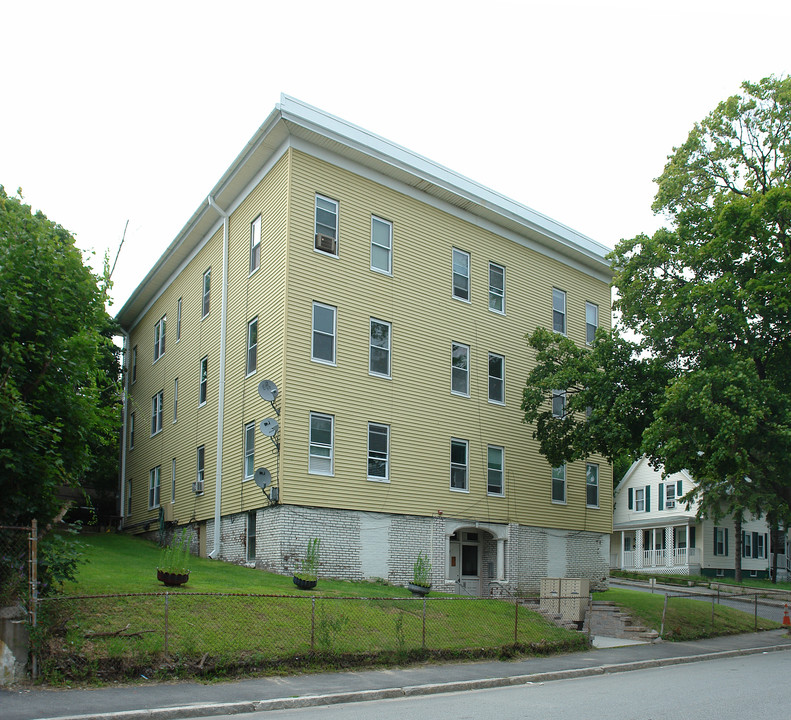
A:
[258,379,279,402]
[254,467,271,490]
[259,418,279,437]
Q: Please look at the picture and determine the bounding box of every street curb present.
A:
[33,642,791,720]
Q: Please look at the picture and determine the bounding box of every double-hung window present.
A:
[743,531,752,558]
[586,463,599,507]
[371,216,392,274]
[199,357,208,405]
[202,269,211,318]
[129,412,135,449]
[171,458,176,504]
[489,262,505,313]
[315,195,338,255]
[153,316,166,361]
[452,248,470,301]
[312,302,336,364]
[247,318,258,376]
[244,421,255,480]
[451,342,470,396]
[551,465,566,503]
[367,422,390,481]
[148,466,161,509]
[487,445,504,496]
[714,526,728,556]
[369,318,391,377]
[635,487,645,512]
[131,345,137,382]
[173,378,178,422]
[176,298,182,341]
[586,302,598,345]
[552,288,566,334]
[309,412,334,475]
[250,216,261,274]
[151,390,164,435]
[488,353,505,404]
[196,446,205,492]
[450,438,468,491]
[551,389,566,418]
[665,482,676,509]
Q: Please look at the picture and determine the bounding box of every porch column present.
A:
[665,526,674,567]
[635,528,644,569]
[445,534,451,581]
[620,532,625,569]
[496,538,505,581]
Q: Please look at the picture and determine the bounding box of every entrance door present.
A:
[449,531,482,595]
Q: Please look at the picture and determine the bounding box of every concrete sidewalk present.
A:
[3,630,790,720]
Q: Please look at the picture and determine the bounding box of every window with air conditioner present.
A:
[315,195,338,255]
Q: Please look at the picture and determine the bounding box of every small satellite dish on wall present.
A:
[259,418,279,437]
[258,379,278,402]
[254,467,271,490]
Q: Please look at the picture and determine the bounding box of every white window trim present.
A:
[173,377,178,423]
[246,317,258,377]
[196,445,205,493]
[171,457,176,504]
[488,352,505,405]
[308,412,334,476]
[551,465,567,504]
[148,466,161,509]
[202,268,211,319]
[586,301,599,345]
[488,262,505,314]
[129,411,135,450]
[451,342,470,397]
[487,445,505,497]
[153,315,166,363]
[369,318,391,379]
[314,194,339,256]
[367,422,390,482]
[635,487,645,512]
[452,248,471,302]
[553,288,567,336]
[450,438,469,493]
[586,463,599,508]
[244,421,255,480]
[199,356,208,407]
[151,390,164,436]
[250,215,262,276]
[131,345,137,383]
[551,389,566,418]
[370,215,393,275]
[176,298,182,342]
[311,302,337,366]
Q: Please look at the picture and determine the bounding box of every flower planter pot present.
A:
[157,569,189,587]
[408,583,431,596]
[293,575,317,590]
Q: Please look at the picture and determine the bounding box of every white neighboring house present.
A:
[612,457,787,580]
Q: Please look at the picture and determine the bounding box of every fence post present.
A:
[754,594,758,632]
[310,597,315,651]
[660,594,668,638]
[711,593,716,628]
[514,597,519,644]
[30,519,38,681]
[164,592,169,655]
[422,596,426,650]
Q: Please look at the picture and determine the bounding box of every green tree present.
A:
[522,76,791,548]
[0,187,122,532]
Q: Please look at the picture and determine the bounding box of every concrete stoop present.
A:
[585,600,659,641]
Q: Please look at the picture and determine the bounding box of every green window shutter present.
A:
[677,480,683,497]
[645,485,651,512]
[690,526,696,548]
[765,533,769,559]
[742,530,746,554]
[658,483,664,510]
[713,526,718,556]
[628,488,633,509]
[725,528,729,556]
[753,532,759,559]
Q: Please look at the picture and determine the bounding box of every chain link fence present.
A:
[0,523,36,609]
[34,592,589,682]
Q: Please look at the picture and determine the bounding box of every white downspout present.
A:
[118,329,130,530]
[207,195,230,559]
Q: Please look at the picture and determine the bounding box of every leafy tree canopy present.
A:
[522,75,791,522]
[0,187,121,528]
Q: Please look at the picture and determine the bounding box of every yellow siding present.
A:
[279,151,612,534]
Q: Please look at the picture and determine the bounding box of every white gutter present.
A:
[207,195,230,559]
[118,329,131,530]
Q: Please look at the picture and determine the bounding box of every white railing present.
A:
[618,547,696,569]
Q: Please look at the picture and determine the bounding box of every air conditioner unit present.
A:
[192,480,204,494]
[315,233,337,254]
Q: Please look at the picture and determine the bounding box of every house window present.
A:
[247,510,256,562]
[451,342,470,396]
[714,526,728,556]
[665,483,676,509]
[244,421,255,480]
[312,302,336,364]
[552,288,566,334]
[586,463,599,508]
[196,445,205,492]
[635,487,645,512]
[586,302,598,345]
[551,465,566,503]
[743,531,752,559]
[127,480,132,516]
[173,378,178,422]
[452,248,470,301]
[250,216,261,274]
[129,412,135,449]
[371,216,392,274]
[309,412,334,475]
[450,438,468,491]
[131,345,137,383]
[487,445,504,496]
[369,318,391,377]
[202,268,211,318]
[315,194,338,255]
[171,458,176,503]
[153,315,166,361]
[199,356,208,405]
[247,318,258,376]
[489,262,505,313]
[367,422,390,481]
[176,298,182,341]
[148,466,161,509]
[552,389,566,418]
[151,390,164,435]
[488,353,505,404]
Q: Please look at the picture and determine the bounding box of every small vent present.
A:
[315,233,337,254]
[192,480,204,494]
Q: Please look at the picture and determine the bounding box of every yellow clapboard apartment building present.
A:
[117,96,613,594]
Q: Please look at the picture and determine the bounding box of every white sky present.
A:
[3,0,790,312]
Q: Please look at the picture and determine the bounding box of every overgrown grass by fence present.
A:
[35,592,588,683]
